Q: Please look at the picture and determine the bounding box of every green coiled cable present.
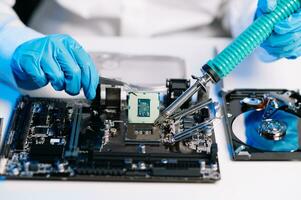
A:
[206,0,301,80]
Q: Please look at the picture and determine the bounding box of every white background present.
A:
[1,37,301,200]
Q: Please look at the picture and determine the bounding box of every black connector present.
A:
[166,79,191,108]
[202,64,220,83]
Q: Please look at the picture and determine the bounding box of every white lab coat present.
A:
[28,0,257,38]
[0,0,258,38]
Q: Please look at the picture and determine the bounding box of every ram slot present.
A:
[65,106,82,158]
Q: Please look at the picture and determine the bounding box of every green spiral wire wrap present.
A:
[206,0,301,80]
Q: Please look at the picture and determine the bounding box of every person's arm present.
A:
[0,0,43,62]
[221,0,301,62]
[257,0,301,61]
[0,1,99,99]
[0,0,43,86]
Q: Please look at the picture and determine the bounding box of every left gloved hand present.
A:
[256,0,301,61]
[11,34,99,100]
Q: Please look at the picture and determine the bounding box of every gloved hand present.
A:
[256,0,301,61]
[11,34,99,100]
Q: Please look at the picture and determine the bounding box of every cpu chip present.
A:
[138,99,150,117]
[128,92,160,123]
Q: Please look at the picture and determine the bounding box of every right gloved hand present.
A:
[11,34,99,100]
[256,0,301,61]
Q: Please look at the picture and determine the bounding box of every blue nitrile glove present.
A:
[256,0,301,61]
[0,25,44,90]
[11,34,99,100]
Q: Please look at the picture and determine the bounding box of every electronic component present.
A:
[166,79,190,108]
[105,87,121,109]
[125,123,161,144]
[223,89,301,161]
[128,92,160,124]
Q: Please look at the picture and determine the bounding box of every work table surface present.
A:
[0,37,300,200]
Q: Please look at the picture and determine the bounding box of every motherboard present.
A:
[0,79,220,182]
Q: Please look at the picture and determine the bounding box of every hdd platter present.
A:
[223,89,301,161]
[0,79,220,183]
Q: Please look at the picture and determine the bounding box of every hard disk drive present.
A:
[223,89,301,161]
